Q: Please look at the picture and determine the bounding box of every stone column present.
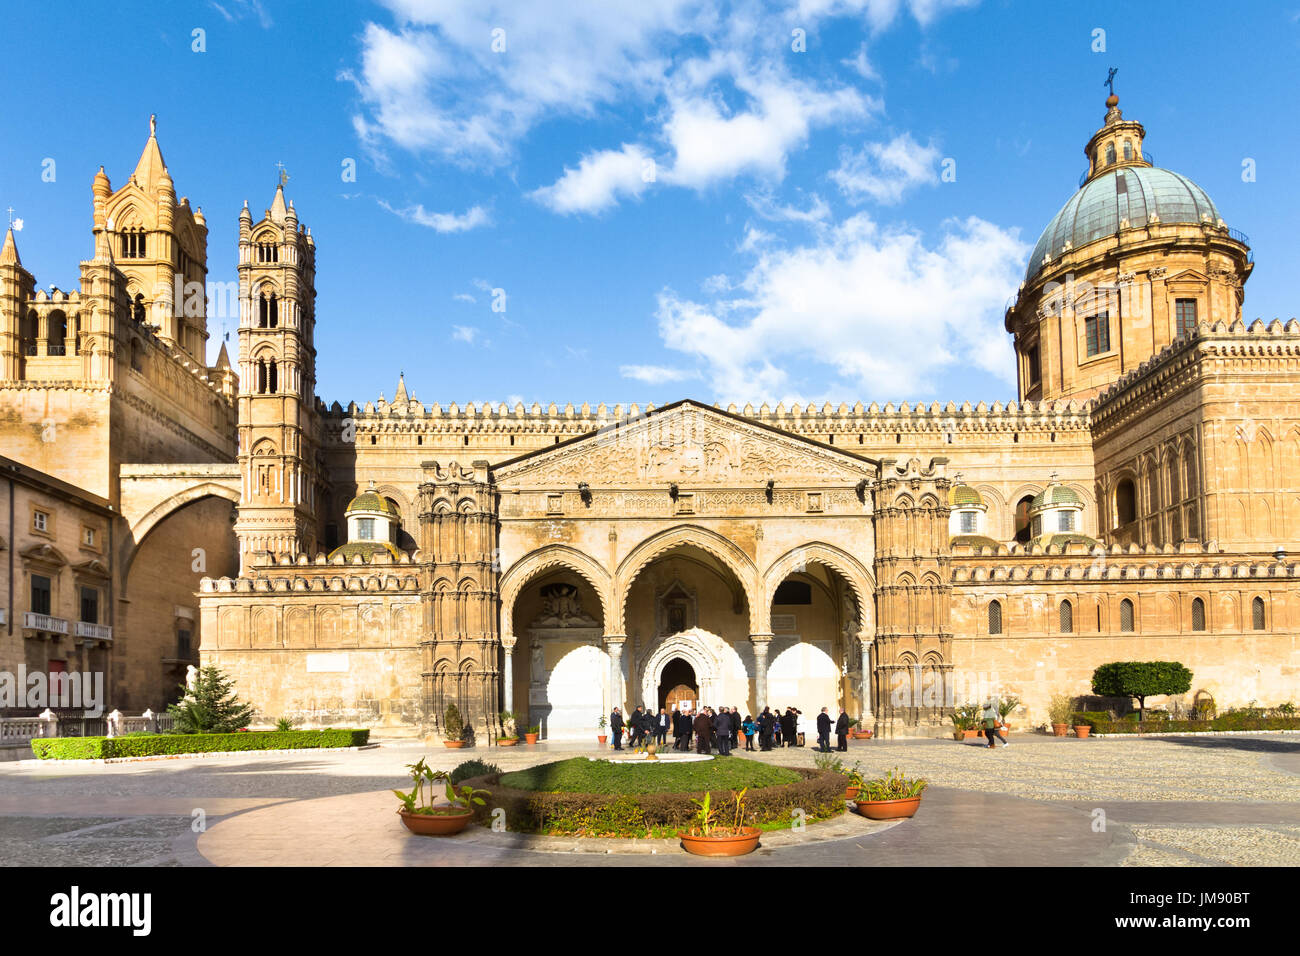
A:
[500,637,517,713]
[749,633,773,712]
[603,635,627,712]
[858,637,874,720]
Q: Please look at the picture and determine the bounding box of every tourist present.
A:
[729,706,741,749]
[655,708,670,746]
[630,706,647,747]
[742,714,757,751]
[781,707,797,747]
[835,709,850,752]
[816,707,832,752]
[693,708,712,754]
[758,707,775,751]
[671,708,684,750]
[610,707,624,751]
[772,709,782,747]
[982,698,1008,748]
[713,707,732,756]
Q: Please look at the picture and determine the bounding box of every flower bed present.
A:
[30,728,370,759]
[464,758,846,836]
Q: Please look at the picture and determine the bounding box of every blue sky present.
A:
[3,0,1298,409]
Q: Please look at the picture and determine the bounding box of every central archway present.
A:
[658,657,698,712]
[638,627,728,711]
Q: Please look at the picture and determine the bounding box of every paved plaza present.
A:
[0,733,1297,867]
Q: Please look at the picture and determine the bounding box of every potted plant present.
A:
[393,758,488,836]
[524,724,539,745]
[679,788,761,857]
[850,718,873,739]
[844,763,866,801]
[442,704,468,748]
[949,710,968,741]
[596,714,608,746]
[854,767,928,820]
[1072,713,1092,738]
[996,695,1020,739]
[1047,693,1074,736]
[497,710,519,746]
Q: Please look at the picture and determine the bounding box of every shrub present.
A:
[499,756,799,795]
[464,766,845,836]
[1071,711,1112,730]
[31,729,369,759]
[1091,661,1193,722]
[168,665,256,734]
[1046,693,1075,725]
[449,759,502,785]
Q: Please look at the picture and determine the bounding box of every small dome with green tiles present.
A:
[346,483,398,516]
[1030,482,1083,512]
[950,484,985,508]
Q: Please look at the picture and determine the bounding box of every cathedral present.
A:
[3,94,1297,739]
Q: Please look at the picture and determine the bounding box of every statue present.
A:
[185,664,198,691]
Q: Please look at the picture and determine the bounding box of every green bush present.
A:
[167,665,256,734]
[1071,711,1112,729]
[499,756,800,795]
[31,728,369,759]
[1087,716,1300,735]
[449,759,502,785]
[1091,661,1192,721]
[464,765,845,836]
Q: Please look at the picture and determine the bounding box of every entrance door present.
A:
[658,657,697,712]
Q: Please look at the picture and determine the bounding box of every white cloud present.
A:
[531,144,654,215]
[452,292,477,303]
[745,191,831,224]
[620,364,701,385]
[452,325,479,344]
[830,133,941,205]
[378,200,490,233]
[842,43,879,82]
[210,0,272,28]
[655,213,1026,402]
[795,0,978,32]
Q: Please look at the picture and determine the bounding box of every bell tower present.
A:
[233,177,319,569]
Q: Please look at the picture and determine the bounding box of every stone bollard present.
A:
[142,708,158,734]
[106,709,123,738]
[38,708,58,739]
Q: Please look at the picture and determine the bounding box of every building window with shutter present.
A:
[1085,312,1110,356]
[988,601,1002,635]
[1175,299,1198,338]
[1120,598,1134,632]
[1059,600,1073,634]
[1252,596,1265,631]
[1191,597,1206,631]
[31,575,52,615]
[959,511,976,534]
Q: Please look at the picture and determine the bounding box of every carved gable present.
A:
[493,400,876,489]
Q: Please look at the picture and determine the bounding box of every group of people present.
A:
[610,704,860,755]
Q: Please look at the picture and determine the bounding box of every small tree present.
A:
[443,703,464,742]
[1091,661,1193,722]
[168,665,256,734]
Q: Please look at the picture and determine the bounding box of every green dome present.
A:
[346,489,397,515]
[950,485,985,508]
[1031,484,1083,512]
[1027,166,1222,280]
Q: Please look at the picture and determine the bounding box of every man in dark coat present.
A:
[835,709,851,751]
[655,708,670,746]
[758,707,774,751]
[816,707,833,752]
[729,707,741,748]
[693,709,712,754]
[610,707,624,750]
[781,708,797,747]
[713,707,732,756]
[629,706,645,747]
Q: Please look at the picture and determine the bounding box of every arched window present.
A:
[1058,600,1073,634]
[1105,143,1116,166]
[1252,596,1265,630]
[256,359,267,394]
[1115,478,1136,526]
[1147,470,1160,515]
[1014,495,1035,544]
[1123,139,1133,161]
[268,359,278,394]
[1191,597,1205,632]
[988,600,1002,635]
[21,310,38,355]
[47,310,67,355]
[1168,457,1180,504]
[1120,598,1134,632]
[269,293,278,328]
[258,295,268,328]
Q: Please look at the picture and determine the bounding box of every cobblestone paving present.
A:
[0,734,1294,866]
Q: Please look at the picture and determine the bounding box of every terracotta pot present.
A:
[399,808,474,836]
[855,796,922,820]
[497,738,518,746]
[524,733,538,745]
[443,740,466,749]
[845,785,860,801]
[1074,725,1092,738]
[997,727,1009,739]
[597,735,608,745]
[963,729,978,739]
[678,826,762,857]
[1051,723,1069,737]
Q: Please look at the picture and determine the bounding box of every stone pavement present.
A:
[0,733,1296,866]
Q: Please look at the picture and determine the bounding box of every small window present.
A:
[1059,511,1076,532]
[34,510,49,532]
[1123,139,1133,161]
[988,600,1003,635]
[356,518,376,541]
[1175,299,1198,338]
[1115,479,1136,526]
[1105,143,1116,166]
[1191,597,1206,632]
[1027,345,1040,385]
[1120,599,1134,633]
[31,574,52,615]
[959,511,977,534]
[1251,596,1265,631]
[176,628,192,659]
[1085,312,1110,356]
[83,526,96,547]
[1014,496,1035,544]
[1058,600,1073,634]
[1031,515,1042,538]
[773,580,812,605]
[80,587,99,624]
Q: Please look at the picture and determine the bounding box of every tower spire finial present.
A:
[150,113,157,136]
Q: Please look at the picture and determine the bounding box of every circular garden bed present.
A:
[462,756,847,837]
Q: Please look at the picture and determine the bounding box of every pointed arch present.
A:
[499,544,612,639]
[763,541,876,634]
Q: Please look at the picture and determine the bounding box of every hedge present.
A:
[463,767,847,836]
[1091,716,1300,735]
[498,756,800,794]
[30,728,369,759]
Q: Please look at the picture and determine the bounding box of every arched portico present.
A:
[637,627,730,711]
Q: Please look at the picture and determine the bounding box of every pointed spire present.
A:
[0,227,20,267]
[268,183,288,222]
[394,373,408,404]
[131,113,168,193]
[214,341,232,370]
